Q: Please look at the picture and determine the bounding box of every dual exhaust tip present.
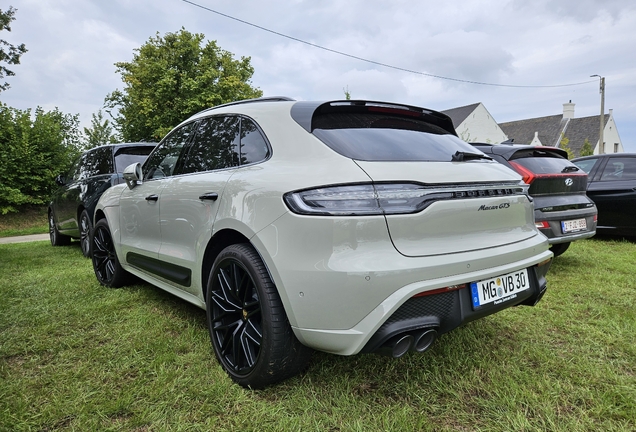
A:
[379,328,438,358]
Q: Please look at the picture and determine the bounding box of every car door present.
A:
[586,156,636,234]
[156,115,241,294]
[118,122,196,266]
[52,157,82,234]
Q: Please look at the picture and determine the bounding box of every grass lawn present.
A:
[0,238,634,431]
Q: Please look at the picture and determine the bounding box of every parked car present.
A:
[572,153,636,237]
[91,98,552,388]
[49,143,156,256]
[470,143,597,256]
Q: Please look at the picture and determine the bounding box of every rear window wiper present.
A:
[562,166,580,173]
[451,151,493,162]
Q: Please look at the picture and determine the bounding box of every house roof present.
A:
[498,115,566,146]
[499,113,609,156]
[441,103,480,129]
[566,114,609,155]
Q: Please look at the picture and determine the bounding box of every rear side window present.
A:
[114,146,154,173]
[181,116,241,174]
[239,118,270,165]
[79,146,113,179]
[312,113,477,162]
[600,157,636,181]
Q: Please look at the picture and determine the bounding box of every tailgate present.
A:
[356,160,538,257]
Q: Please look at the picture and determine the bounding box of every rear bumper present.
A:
[360,259,550,354]
[535,208,597,245]
[288,246,552,356]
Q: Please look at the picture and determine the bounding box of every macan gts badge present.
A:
[90,97,553,388]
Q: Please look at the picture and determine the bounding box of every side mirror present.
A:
[123,163,143,189]
[55,174,67,186]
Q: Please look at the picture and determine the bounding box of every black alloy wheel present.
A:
[211,256,263,375]
[91,219,132,288]
[79,210,92,257]
[207,244,312,389]
[49,210,71,246]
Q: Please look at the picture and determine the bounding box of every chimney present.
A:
[563,101,575,119]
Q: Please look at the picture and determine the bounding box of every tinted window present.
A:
[238,118,269,165]
[600,157,636,181]
[114,146,155,173]
[510,155,576,174]
[572,158,599,174]
[144,123,195,180]
[182,116,240,174]
[312,113,477,161]
[79,146,113,179]
[69,156,82,182]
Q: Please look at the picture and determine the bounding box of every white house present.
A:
[441,102,507,144]
[498,102,624,155]
[441,101,623,157]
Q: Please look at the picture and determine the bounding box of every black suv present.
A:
[572,153,636,237]
[471,143,597,256]
[49,143,156,256]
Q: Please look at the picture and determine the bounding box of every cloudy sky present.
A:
[2,0,635,150]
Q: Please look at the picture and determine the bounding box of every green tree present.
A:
[0,103,81,214]
[343,85,351,100]
[559,134,574,159]
[83,109,118,149]
[580,138,594,156]
[0,6,27,93]
[105,28,262,142]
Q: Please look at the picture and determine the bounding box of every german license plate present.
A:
[561,218,586,233]
[470,269,530,309]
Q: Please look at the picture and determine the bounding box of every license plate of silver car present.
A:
[470,269,530,309]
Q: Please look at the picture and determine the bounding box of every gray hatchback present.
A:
[471,143,597,256]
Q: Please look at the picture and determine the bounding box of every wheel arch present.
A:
[77,204,87,222]
[94,208,107,224]
[201,229,252,302]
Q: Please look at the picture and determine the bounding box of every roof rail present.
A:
[191,96,296,117]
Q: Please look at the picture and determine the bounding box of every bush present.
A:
[0,103,81,214]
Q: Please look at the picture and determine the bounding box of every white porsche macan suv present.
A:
[91,98,553,388]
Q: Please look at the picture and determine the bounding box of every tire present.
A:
[206,244,313,389]
[550,242,571,257]
[79,210,92,258]
[49,210,71,246]
[91,218,133,288]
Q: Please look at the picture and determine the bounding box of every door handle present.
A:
[199,192,219,201]
[145,194,159,201]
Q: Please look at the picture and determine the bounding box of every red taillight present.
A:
[508,161,536,184]
[536,221,550,229]
[594,215,598,222]
[509,160,588,185]
[413,284,467,298]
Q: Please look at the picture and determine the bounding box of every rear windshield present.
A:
[312,113,479,162]
[510,154,578,174]
[115,146,155,173]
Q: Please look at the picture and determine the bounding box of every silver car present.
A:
[91,98,553,388]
